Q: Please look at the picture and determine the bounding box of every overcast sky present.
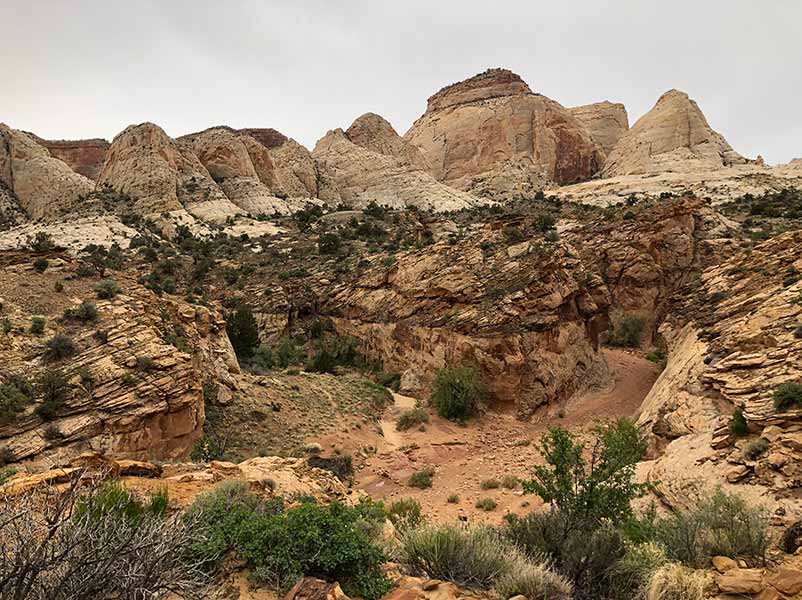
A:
[3,0,800,164]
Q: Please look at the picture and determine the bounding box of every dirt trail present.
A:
[353,349,660,523]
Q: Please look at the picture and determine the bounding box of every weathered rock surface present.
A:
[0,257,238,469]
[568,101,629,159]
[637,231,802,521]
[404,68,603,199]
[28,134,110,180]
[314,220,610,418]
[312,127,485,212]
[602,89,748,177]
[0,124,94,219]
[346,113,430,171]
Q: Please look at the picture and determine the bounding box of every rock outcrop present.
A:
[0,124,94,220]
[315,218,610,418]
[96,122,242,221]
[602,89,748,177]
[404,68,604,199]
[312,125,484,212]
[345,113,430,171]
[637,231,802,522]
[28,135,110,180]
[568,101,629,159]
[0,256,238,469]
[185,127,290,215]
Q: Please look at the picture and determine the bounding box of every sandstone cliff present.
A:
[312,125,484,212]
[28,135,110,180]
[602,89,748,177]
[404,68,604,199]
[637,231,802,522]
[568,101,629,159]
[0,255,238,469]
[0,124,94,220]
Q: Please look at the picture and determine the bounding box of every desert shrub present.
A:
[495,560,573,600]
[387,498,424,532]
[94,329,109,344]
[0,475,202,599]
[399,524,511,588]
[190,435,223,462]
[475,498,497,511]
[29,231,55,252]
[502,474,519,489]
[33,257,49,272]
[63,300,98,322]
[306,335,365,374]
[136,355,157,372]
[743,437,769,460]
[35,369,69,421]
[248,344,274,373]
[655,489,770,567]
[480,478,500,490]
[408,466,435,489]
[226,306,260,360]
[377,371,401,391]
[729,406,749,436]
[94,278,121,299]
[396,408,429,431]
[430,364,486,423]
[0,376,33,424]
[644,563,706,600]
[534,213,556,233]
[308,455,354,481]
[29,316,46,335]
[318,232,342,255]
[0,467,16,485]
[608,314,645,348]
[275,336,303,368]
[608,542,668,600]
[447,494,460,504]
[794,325,802,339]
[773,382,802,411]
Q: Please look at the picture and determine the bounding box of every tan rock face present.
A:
[345,113,430,171]
[0,263,238,469]
[28,135,110,180]
[314,222,610,418]
[602,89,748,177]
[265,137,320,199]
[404,68,604,198]
[0,124,94,220]
[568,101,629,159]
[312,127,484,212]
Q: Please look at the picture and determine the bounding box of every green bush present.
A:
[44,334,77,361]
[33,257,49,273]
[744,437,769,460]
[0,467,17,485]
[608,314,645,348]
[308,455,354,482]
[729,406,749,436]
[306,336,365,374]
[774,382,802,411]
[190,435,223,462]
[30,316,45,335]
[387,498,424,532]
[655,489,770,568]
[63,300,98,322]
[35,369,69,421]
[136,356,157,372]
[480,478,500,490]
[275,336,303,368]
[502,475,519,489]
[74,481,168,524]
[0,376,33,424]
[226,306,260,360]
[475,498,497,511]
[447,494,460,504]
[430,364,486,423]
[94,279,121,299]
[318,232,342,255]
[186,483,391,600]
[249,344,274,373]
[396,408,429,431]
[408,466,435,489]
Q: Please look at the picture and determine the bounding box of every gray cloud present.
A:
[3,0,800,164]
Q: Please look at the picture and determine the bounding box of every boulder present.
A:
[283,577,350,600]
[717,569,765,595]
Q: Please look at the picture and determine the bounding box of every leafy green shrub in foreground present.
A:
[430,364,486,423]
[185,482,390,599]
